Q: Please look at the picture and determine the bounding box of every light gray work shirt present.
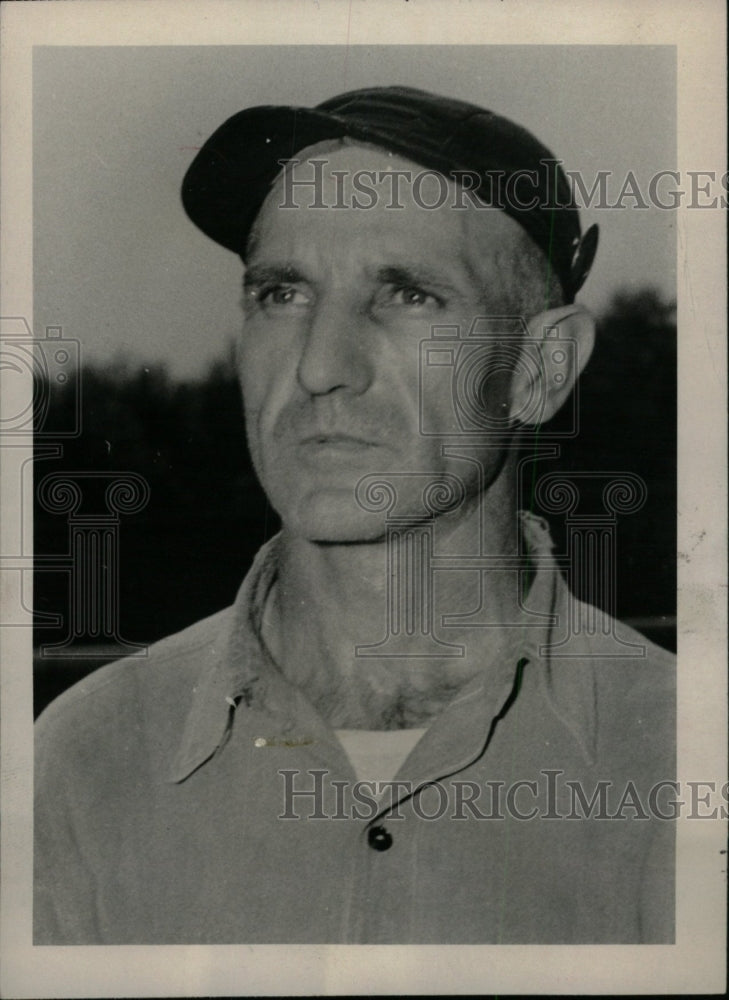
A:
[34,513,675,943]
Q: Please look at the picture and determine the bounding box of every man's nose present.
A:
[296,297,374,396]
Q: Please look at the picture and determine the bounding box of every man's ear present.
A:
[508,304,596,426]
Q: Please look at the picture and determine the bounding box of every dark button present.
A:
[367,825,393,851]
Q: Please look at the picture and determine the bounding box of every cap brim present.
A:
[181,94,594,302]
[181,105,394,255]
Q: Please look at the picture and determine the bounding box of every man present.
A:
[35,86,675,944]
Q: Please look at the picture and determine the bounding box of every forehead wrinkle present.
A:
[248,154,529,305]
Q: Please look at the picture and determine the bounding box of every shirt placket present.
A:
[342,654,527,943]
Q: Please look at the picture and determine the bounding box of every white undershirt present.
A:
[335,728,427,785]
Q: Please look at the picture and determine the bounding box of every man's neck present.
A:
[260,491,526,730]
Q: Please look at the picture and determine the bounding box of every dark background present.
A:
[33,287,676,717]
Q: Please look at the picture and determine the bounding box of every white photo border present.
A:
[1,1,726,996]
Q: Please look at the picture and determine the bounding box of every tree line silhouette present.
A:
[33,288,676,714]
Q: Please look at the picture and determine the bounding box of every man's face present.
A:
[238,144,530,542]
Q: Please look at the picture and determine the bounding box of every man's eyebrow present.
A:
[242,263,307,288]
[375,264,458,292]
[242,261,464,295]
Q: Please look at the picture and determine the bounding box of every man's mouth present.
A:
[295,432,382,463]
[300,432,377,449]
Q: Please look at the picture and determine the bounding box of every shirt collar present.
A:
[169,511,597,783]
[168,537,282,782]
[519,511,598,764]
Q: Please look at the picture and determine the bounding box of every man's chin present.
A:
[280,491,389,545]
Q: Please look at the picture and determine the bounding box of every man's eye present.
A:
[254,285,311,308]
[388,286,442,309]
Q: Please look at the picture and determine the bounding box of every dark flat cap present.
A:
[182,85,598,302]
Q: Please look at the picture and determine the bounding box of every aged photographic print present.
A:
[32,47,680,947]
[1,2,726,996]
